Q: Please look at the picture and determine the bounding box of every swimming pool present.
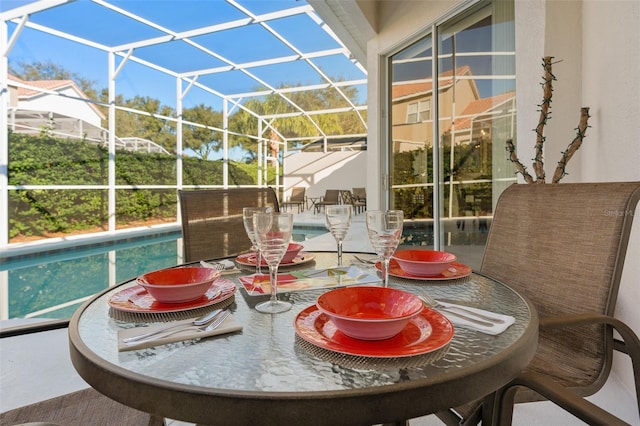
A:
[1,231,183,320]
[1,225,328,321]
[1,221,486,321]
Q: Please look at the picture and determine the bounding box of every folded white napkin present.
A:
[118,313,242,352]
[436,301,515,335]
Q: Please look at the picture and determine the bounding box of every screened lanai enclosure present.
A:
[0,0,368,246]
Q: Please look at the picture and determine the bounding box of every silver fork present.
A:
[125,310,231,346]
[200,260,225,270]
[420,293,504,326]
[352,255,377,264]
[123,308,222,343]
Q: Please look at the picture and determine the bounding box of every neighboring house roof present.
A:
[391,66,474,101]
[451,91,515,132]
[8,74,106,120]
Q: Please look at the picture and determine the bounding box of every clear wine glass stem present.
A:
[381,256,391,287]
[268,264,279,302]
[256,249,262,275]
[336,240,344,266]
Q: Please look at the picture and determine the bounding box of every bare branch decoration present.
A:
[552,107,591,183]
[506,56,590,184]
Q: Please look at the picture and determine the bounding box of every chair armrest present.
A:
[540,313,640,355]
[538,312,640,419]
[495,371,630,426]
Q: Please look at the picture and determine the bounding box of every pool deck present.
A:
[1,208,638,425]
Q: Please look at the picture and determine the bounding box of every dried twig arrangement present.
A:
[506,56,591,183]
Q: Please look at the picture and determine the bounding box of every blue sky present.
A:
[3,0,366,109]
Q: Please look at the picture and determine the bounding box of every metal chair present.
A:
[1,319,166,426]
[436,182,640,425]
[281,186,306,213]
[313,189,341,213]
[0,387,164,426]
[352,187,366,203]
[178,187,280,263]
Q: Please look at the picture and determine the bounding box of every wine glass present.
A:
[366,210,404,287]
[325,205,352,266]
[243,207,271,275]
[253,212,294,314]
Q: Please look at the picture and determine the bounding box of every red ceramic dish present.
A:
[281,242,304,263]
[316,286,423,340]
[392,249,457,276]
[136,267,221,304]
[380,259,472,281]
[294,305,454,358]
[108,279,236,313]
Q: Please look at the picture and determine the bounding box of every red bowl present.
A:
[136,267,221,304]
[316,286,423,340]
[392,249,457,276]
[281,242,303,263]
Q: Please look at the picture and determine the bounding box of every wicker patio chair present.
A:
[281,186,306,213]
[341,190,366,214]
[178,187,279,263]
[436,181,640,426]
[313,189,341,213]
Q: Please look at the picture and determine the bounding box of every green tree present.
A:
[182,104,223,159]
[97,92,177,152]
[229,82,366,157]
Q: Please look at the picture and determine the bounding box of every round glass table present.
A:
[68,252,537,425]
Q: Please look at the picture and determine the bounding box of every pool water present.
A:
[1,226,327,321]
[292,225,328,242]
[4,222,487,321]
[1,232,182,320]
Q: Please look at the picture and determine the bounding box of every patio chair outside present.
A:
[436,181,640,426]
[314,189,341,213]
[179,187,279,262]
[341,190,366,214]
[352,187,366,203]
[281,186,306,213]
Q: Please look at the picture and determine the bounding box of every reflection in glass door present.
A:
[388,1,516,269]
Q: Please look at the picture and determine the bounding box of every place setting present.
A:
[107,266,242,351]
[379,249,473,282]
[293,210,455,368]
[293,285,454,369]
[291,209,514,367]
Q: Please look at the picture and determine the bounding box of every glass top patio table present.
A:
[68,252,538,425]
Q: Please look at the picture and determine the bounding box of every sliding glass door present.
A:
[388,0,516,268]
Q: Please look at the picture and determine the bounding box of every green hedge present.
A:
[7,133,262,239]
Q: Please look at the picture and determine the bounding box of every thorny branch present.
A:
[552,107,591,183]
[506,139,534,184]
[532,56,555,182]
[506,56,589,183]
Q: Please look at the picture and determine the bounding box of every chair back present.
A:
[178,187,280,263]
[290,187,305,202]
[324,189,340,203]
[353,187,366,201]
[481,182,640,398]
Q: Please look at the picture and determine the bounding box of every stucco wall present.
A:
[282,151,367,200]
